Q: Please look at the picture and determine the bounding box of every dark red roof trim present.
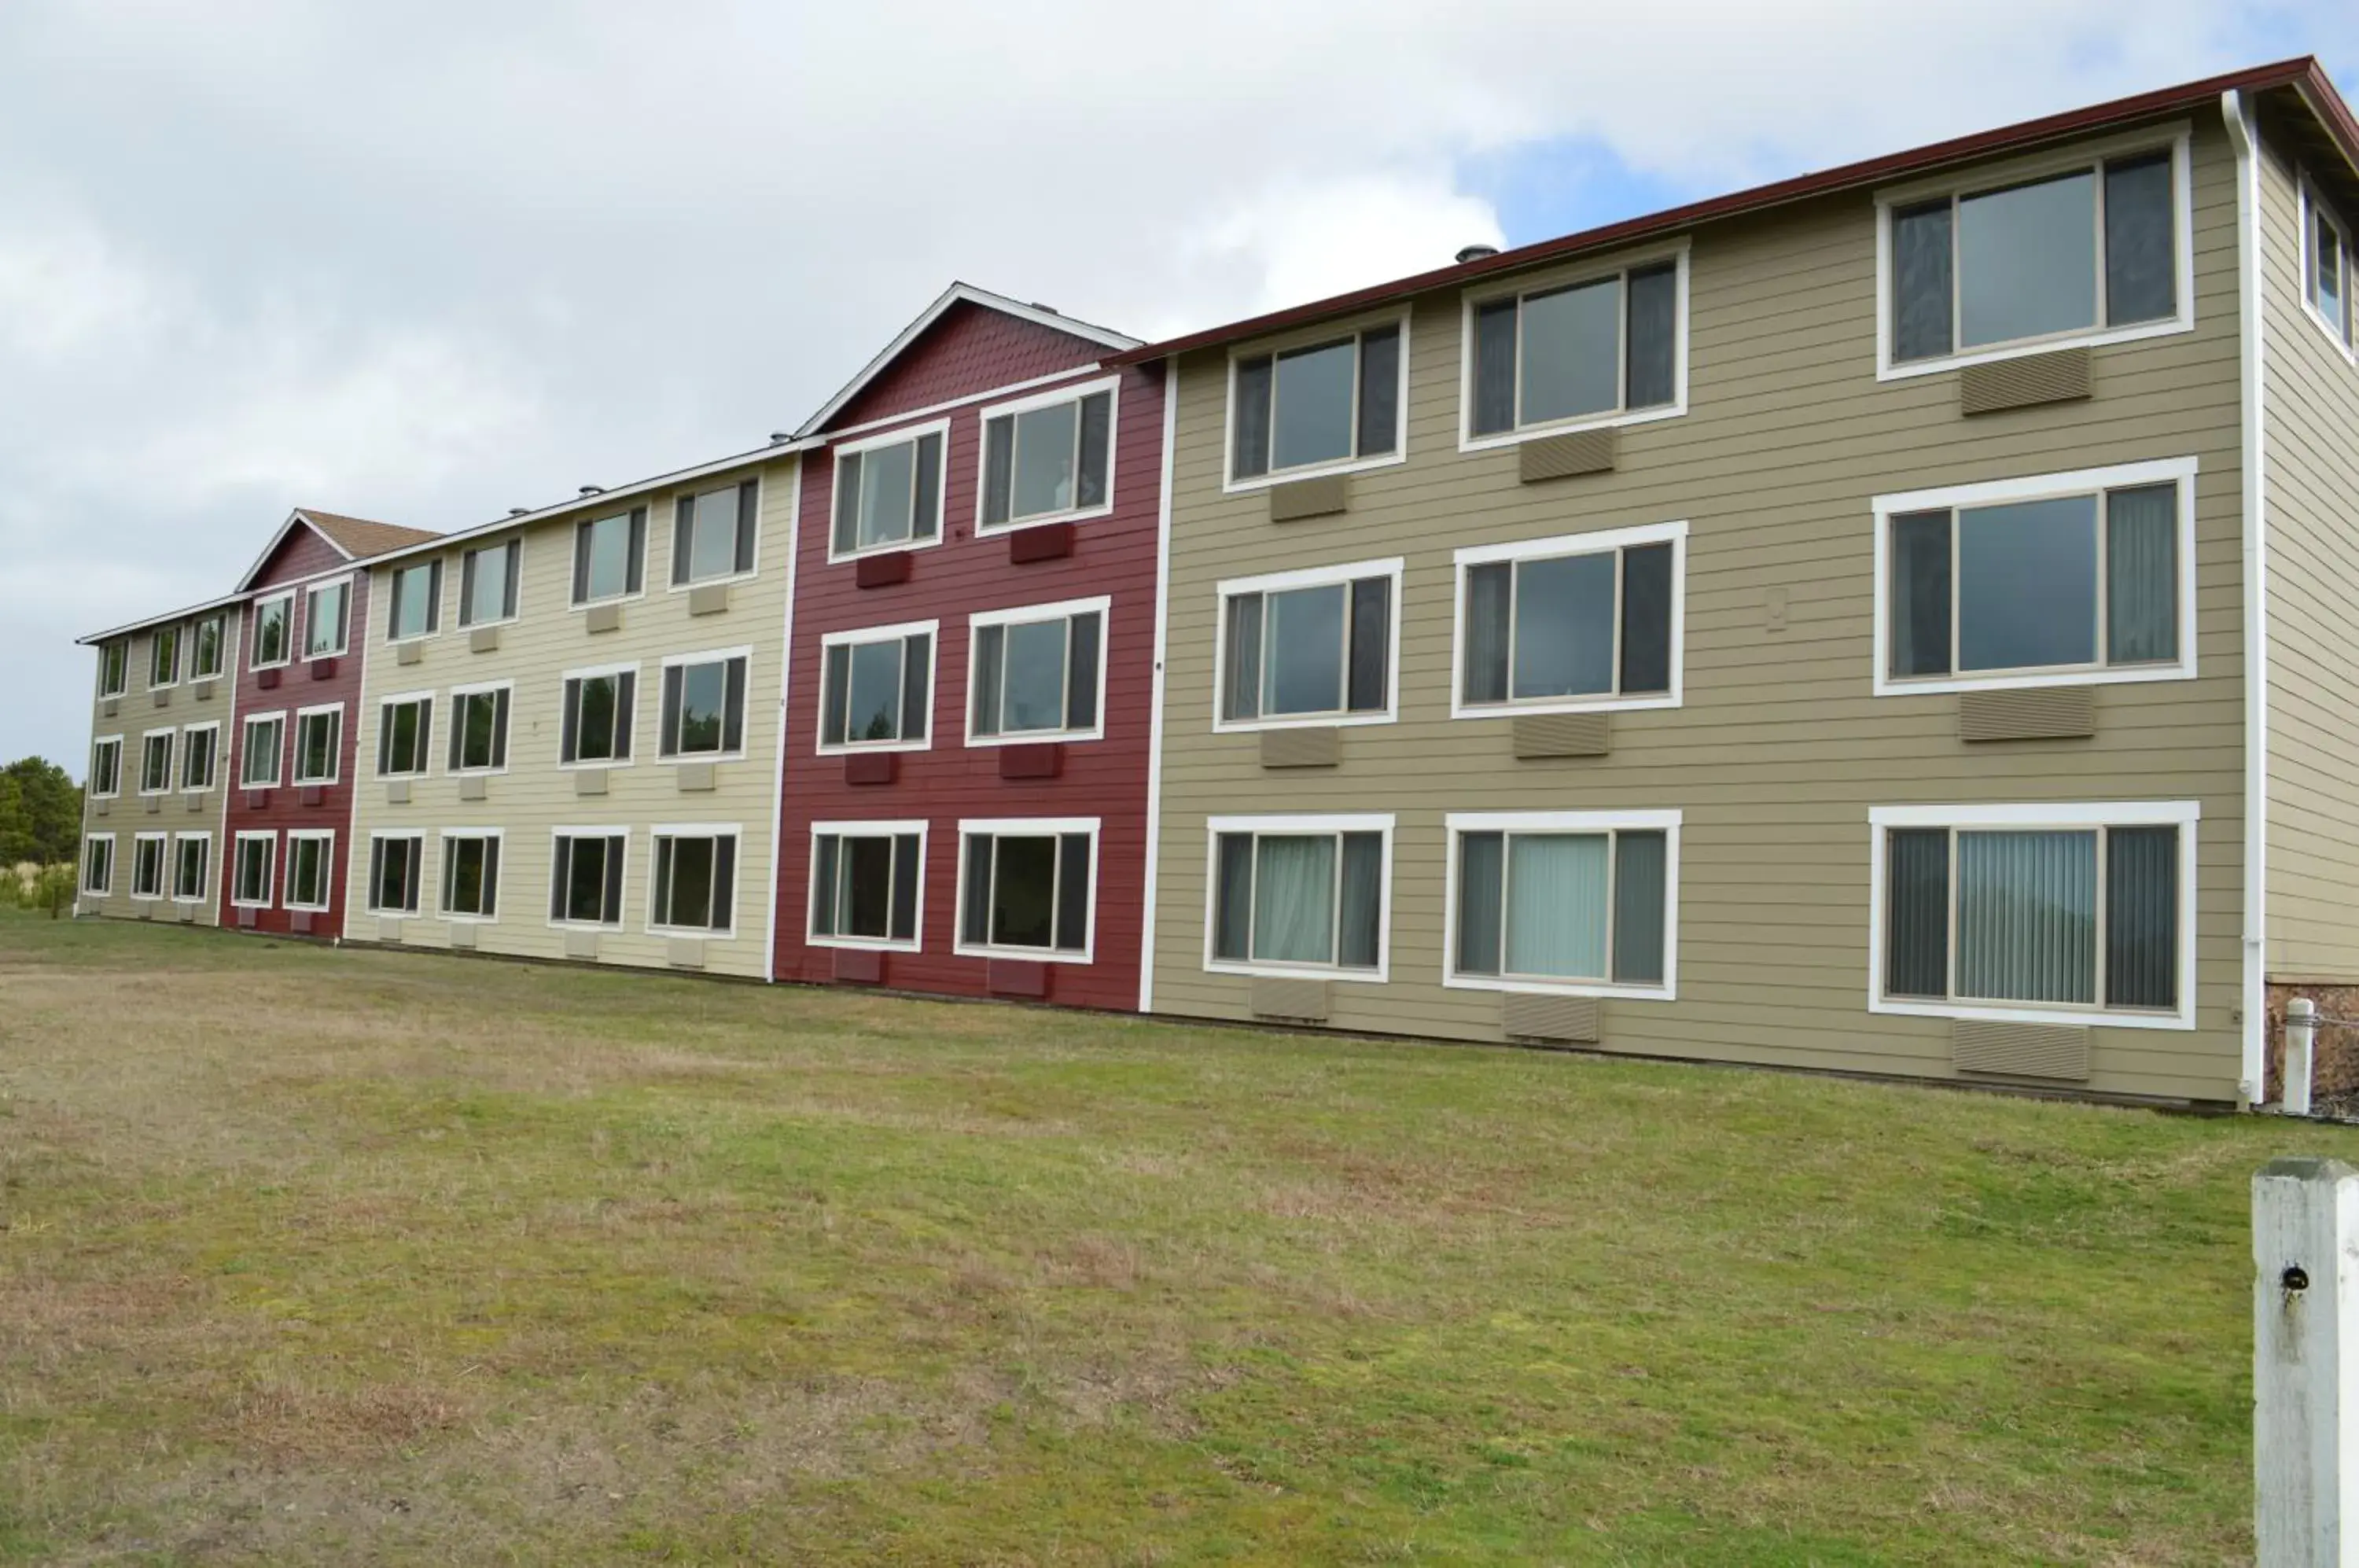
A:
[1115,57,2354,366]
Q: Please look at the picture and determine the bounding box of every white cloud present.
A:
[0,0,2350,769]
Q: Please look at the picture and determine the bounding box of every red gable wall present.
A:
[829,303,1119,430]
[248,522,349,590]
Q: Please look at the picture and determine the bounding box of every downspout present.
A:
[763,451,802,985]
[1138,359,1178,1014]
[2223,90,2269,1106]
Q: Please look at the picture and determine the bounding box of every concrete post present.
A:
[2254,1157,2359,1564]
[2289,999,2320,1118]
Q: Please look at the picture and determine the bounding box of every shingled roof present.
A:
[293,509,443,560]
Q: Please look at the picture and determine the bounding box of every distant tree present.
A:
[0,757,78,867]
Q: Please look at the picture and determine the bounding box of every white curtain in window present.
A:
[1505,834,1610,979]
[1956,830,2096,1004]
[1253,836,1336,964]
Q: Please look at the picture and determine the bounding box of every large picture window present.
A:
[284,831,334,911]
[956,820,1095,960]
[304,579,350,658]
[672,480,759,586]
[831,424,946,558]
[650,830,738,934]
[386,560,443,642]
[1230,320,1404,484]
[1446,812,1677,997]
[440,832,501,919]
[1456,524,1683,715]
[377,695,432,778]
[447,686,511,772]
[969,598,1106,743]
[1883,138,2186,372]
[819,624,933,751]
[660,653,749,759]
[293,706,343,786]
[1206,815,1391,979]
[1217,561,1399,728]
[550,831,627,926]
[571,508,647,605]
[231,832,274,908]
[459,539,521,627]
[1876,459,2195,695]
[1871,802,2196,1029]
[560,667,636,765]
[979,381,1115,531]
[1467,252,1684,442]
[366,834,424,915]
[808,823,924,950]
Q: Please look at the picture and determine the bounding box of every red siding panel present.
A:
[249,523,349,590]
[776,344,1165,1013]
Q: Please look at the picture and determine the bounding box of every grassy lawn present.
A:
[1,911,2349,1564]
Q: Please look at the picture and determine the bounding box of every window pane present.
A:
[1886,829,1950,999]
[1355,326,1400,457]
[1612,831,1668,985]
[665,837,716,929]
[1519,278,1620,423]
[970,627,1003,737]
[392,567,431,639]
[2317,211,2347,336]
[1457,831,1503,975]
[677,662,726,753]
[1012,400,1080,519]
[1625,263,1677,408]
[1470,300,1518,436]
[1076,392,1111,509]
[1958,171,2097,348]
[1232,357,1272,480]
[307,584,345,654]
[1224,595,1262,721]
[1065,613,1100,731]
[2106,484,2178,664]
[460,695,495,767]
[448,838,485,915]
[467,547,509,624]
[890,836,921,939]
[846,641,903,742]
[1463,563,1511,704]
[1890,510,1954,678]
[1347,577,1389,712]
[1213,834,1253,961]
[2106,826,2178,1010]
[857,441,915,548]
[1504,834,1610,980]
[565,838,607,923]
[961,835,992,944]
[1262,584,1345,715]
[1251,835,1335,965]
[1958,495,2097,672]
[1513,553,1616,698]
[811,837,839,937]
[577,677,616,760]
[1338,833,1383,970]
[1956,830,2096,1004]
[2104,153,2176,326]
[689,488,739,580]
[586,516,630,599]
[1001,619,1067,733]
[1056,834,1091,951]
[842,837,893,937]
[1270,340,1356,471]
[1618,543,1674,695]
[1893,201,1955,362]
[989,837,1058,948]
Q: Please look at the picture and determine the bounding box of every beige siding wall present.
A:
[2259,131,2359,983]
[340,455,797,980]
[77,607,241,927]
[1150,119,2250,1102]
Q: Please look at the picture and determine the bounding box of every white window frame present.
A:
[1440,809,1681,1001]
[1456,239,1691,453]
[239,711,286,790]
[964,595,1112,746]
[1870,456,2199,698]
[1866,800,2199,1031]
[827,417,952,564]
[557,662,639,771]
[374,690,436,779]
[658,646,753,763]
[130,831,168,901]
[815,620,937,756]
[171,830,211,904]
[952,815,1101,964]
[458,538,524,629]
[190,612,230,682]
[2299,172,2357,362]
[447,680,513,775]
[668,476,763,591]
[98,639,129,698]
[89,735,123,799]
[570,508,647,609]
[1201,812,1395,984]
[547,826,631,930]
[82,833,115,896]
[1874,124,2196,381]
[365,830,427,916]
[1211,558,1404,733]
[249,592,296,671]
[1450,521,1688,719]
[972,375,1122,535]
[282,829,337,912]
[230,830,276,910]
[805,819,929,953]
[646,822,742,938]
[137,727,175,797]
[148,624,182,690]
[179,720,220,793]
[1223,309,1412,493]
[303,574,354,660]
[384,559,442,645]
[292,702,345,786]
[437,826,504,923]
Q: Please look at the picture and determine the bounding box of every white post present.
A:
[2289,999,2320,1118]
[2255,1157,2359,1564]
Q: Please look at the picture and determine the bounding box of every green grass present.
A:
[0,907,2339,1564]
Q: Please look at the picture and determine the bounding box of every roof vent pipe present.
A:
[1456,244,1500,264]
[507,507,530,517]
[578,485,605,496]
[769,432,793,444]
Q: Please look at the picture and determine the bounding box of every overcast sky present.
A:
[3,2,2353,771]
